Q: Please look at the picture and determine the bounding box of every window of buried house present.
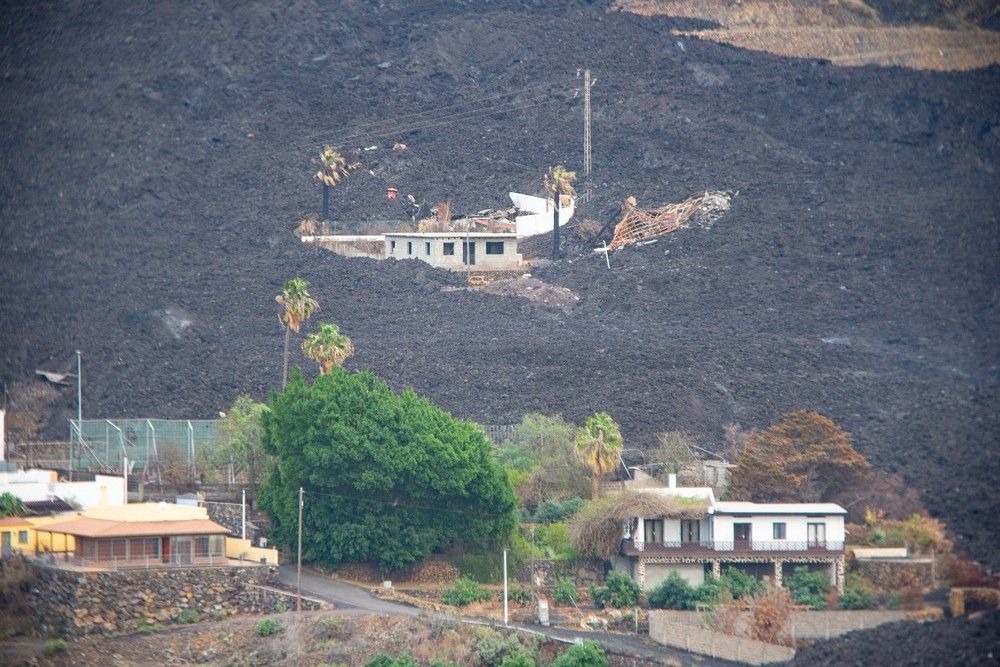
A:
[485,241,504,255]
[773,522,787,540]
[643,519,664,543]
[425,241,431,255]
[407,241,413,255]
[18,530,28,544]
[680,519,700,543]
[443,242,455,256]
[390,240,396,252]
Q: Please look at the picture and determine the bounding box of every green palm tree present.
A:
[544,165,577,259]
[276,277,319,388]
[302,323,354,373]
[315,146,352,220]
[575,412,624,500]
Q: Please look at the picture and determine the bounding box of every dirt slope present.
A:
[1,1,999,567]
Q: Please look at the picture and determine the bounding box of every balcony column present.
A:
[634,517,644,551]
[636,559,646,588]
[835,556,846,593]
[711,560,721,578]
[773,559,783,588]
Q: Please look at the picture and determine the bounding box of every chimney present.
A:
[668,473,677,489]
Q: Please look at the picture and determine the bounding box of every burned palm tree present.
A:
[302,322,354,373]
[544,165,577,259]
[315,146,352,220]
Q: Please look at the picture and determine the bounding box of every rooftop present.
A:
[713,501,848,516]
[383,231,517,238]
[36,517,230,538]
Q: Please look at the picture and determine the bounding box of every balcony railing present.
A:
[627,540,844,555]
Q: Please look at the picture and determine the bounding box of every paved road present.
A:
[277,565,421,615]
[279,566,740,666]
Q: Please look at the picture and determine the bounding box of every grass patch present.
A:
[255,617,279,636]
[43,638,67,655]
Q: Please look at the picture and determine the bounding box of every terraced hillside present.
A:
[1,0,998,569]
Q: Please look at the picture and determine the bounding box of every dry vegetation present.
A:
[613,0,1000,70]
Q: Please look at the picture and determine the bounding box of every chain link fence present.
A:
[69,418,218,474]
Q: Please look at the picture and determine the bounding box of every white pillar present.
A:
[0,409,5,462]
[241,489,247,540]
[634,517,645,551]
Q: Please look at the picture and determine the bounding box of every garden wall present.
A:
[26,561,322,636]
[516,558,605,586]
[649,615,794,665]
[652,609,910,640]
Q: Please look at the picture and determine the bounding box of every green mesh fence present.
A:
[69,419,218,473]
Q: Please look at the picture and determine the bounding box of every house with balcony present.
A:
[612,474,847,592]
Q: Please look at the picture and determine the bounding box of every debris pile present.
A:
[609,191,733,248]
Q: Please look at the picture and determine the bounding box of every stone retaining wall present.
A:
[26,561,321,636]
[516,558,605,586]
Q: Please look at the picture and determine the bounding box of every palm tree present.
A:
[315,146,352,220]
[302,323,354,373]
[575,412,624,500]
[544,165,577,259]
[276,278,319,388]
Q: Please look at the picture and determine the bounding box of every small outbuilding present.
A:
[384,232,522,271]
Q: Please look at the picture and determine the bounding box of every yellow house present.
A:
[2,502,279,567]
[0,516,35,555]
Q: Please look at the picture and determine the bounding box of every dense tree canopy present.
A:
[259,369,517,572]
[209,395,272,501]
[727,411,870,504]
[496,413,589,508]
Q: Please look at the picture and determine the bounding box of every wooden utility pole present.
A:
[296,486,303,612]
[584,69,592,202]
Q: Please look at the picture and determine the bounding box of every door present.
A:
[807,523,826,549]
[1,531,11,556]
[734,523,752,551]
[173,536,193,565]
[463,241,476,265]
[680,520,700,544]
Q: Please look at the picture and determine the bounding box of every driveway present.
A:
[276,565,420,616]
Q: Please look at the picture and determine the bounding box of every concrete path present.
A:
[279,566,740,666]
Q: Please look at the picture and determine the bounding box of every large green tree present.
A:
[497,413,589,508]
[259,369,517,572]
[210,395,272,501]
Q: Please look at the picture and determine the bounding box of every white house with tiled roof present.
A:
[613,473,847,592]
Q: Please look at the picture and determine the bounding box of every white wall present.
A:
[0,469,124,508]
[711,514,845,547]
[384,235,521,271]
[645,563,705,590]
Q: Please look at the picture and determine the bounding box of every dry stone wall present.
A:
[27,562,321,636]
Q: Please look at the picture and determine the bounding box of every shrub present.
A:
[319,615,350,640]
[840,587,877,610]
[506,585,533,605]
[537,522,576,561]
[365,652,419,667]
[648,572,694,609]
[175,609,201,624]
[549,640,608,667]
[692,575,729,607]
[532,497,585,524]
[43,639,67,656]
[554,577,579,606]
[254,617,279,636]
[442,577,493,606]
[500,652,536,667]
[720,567,765,599]
[449,553,502,583]
[590,571,640,609]
[748,586,794,646]
[474,627,537,667]
[785,566,829,610]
